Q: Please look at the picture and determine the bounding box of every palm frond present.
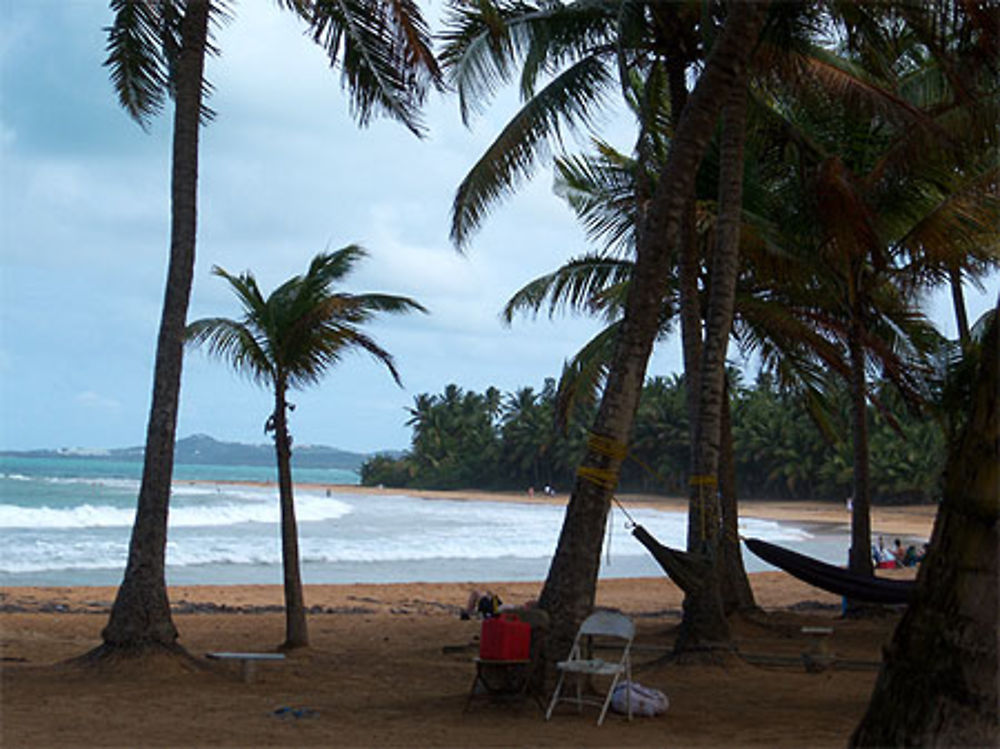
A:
[554,145,638,254]
[185,317,274,386]
[193,249,422,396]
[450,53,614,247]
[892,161,1000,277]
[554,321,620,430]
[441,0,614,125]
[211,265,269,317]
[305,0,441,136]
[502,253,632,324]
[105,0,175,128]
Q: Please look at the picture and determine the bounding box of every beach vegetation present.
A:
[442,0,770,659]
[94,0,440,658]
[439,0,996,659]
[851,308,998,746]
[187,247,426,649]
[362,372,947,505]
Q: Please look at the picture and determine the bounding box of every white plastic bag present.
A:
[611,681,669,716]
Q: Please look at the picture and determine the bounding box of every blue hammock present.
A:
[743,537,915,605]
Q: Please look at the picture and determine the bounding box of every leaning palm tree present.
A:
[188,247,426,649]
[97,0,440,657]
[443,0,771,656]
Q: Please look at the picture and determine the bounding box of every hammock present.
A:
[630,524,712,594]
[743,537,915,605]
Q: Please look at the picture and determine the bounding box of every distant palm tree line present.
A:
[361,370,945,505]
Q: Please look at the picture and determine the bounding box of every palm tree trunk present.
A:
[848,312,874,580]
[273,379,309,649]
[719,376,756,614]
[99,0,209,653]
[677,77,751,653]
[537,1,769,659]
[948,264,970,343]
[850,314,998,747]
[671,57,703,513]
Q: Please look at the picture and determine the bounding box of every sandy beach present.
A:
[1,489,932,748]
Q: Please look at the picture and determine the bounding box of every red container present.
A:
[479,614,531,660]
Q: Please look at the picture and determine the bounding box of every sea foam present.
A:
[0,493,352,529]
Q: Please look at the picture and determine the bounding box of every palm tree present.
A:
[187,247,426,648]
[754,27,997,580]
[444,0,770,655]
[97,0,212,656]
[96,0,440,657]
[851,305,998,746]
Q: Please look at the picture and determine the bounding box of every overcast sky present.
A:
[1,2,995,455]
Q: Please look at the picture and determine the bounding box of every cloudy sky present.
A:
[1,2,995,455]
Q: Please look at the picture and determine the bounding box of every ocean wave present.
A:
[0,493,353,529]
[0,538,129,573]
[0,486,819,579]
[1,473,32,481]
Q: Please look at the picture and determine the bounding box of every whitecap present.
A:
[0,494,352,529]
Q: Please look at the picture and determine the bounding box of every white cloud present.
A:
[75,391,122,413]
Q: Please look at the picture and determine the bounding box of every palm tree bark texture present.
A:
[272,375,309,649]
[850,310,998,747]
[98,0,209,653]
[847,308,875,582]
[676,71,753,654]
[718,375,756,614]
[537,1,770,660]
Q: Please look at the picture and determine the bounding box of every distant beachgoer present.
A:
[528,486,534,498]
[892,538,906,565]
[461,589,502,620]
[873,536,895,567]
[846,496,853,512]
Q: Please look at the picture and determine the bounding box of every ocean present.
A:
[0,454,846,588]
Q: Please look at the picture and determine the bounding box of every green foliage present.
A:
[187,247,426,398]
[362,372,947,503]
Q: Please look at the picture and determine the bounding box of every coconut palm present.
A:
[187,247,426,648]
[97,0,440,657]
[756,32,998,579]
[96,0,213,657]
[444,0,770,654]
[851,304,998,746]
[502,9,991,618]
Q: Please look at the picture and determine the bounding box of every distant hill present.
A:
[4,434,370,471]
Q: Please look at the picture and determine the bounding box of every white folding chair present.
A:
[545,609,634,725]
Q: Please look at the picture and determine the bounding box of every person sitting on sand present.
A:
[872,536,896,567]
[461,590,502,620]
[892,538,906,566]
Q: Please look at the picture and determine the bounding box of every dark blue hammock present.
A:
[630,526,915,605]
[743,537,915,605]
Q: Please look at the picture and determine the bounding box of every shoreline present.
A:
[2,483,935,590]
[182,479,939,538]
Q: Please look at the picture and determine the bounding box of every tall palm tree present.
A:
[851,305,998,746]
[187,248,426,648]
[97,0,212,656]
[444,0,770,655]
[96,0,440,657]
[755,26,997,579]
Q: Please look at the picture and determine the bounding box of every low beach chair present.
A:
[545,610,634,726]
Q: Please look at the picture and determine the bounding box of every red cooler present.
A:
[479,613,531,660]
